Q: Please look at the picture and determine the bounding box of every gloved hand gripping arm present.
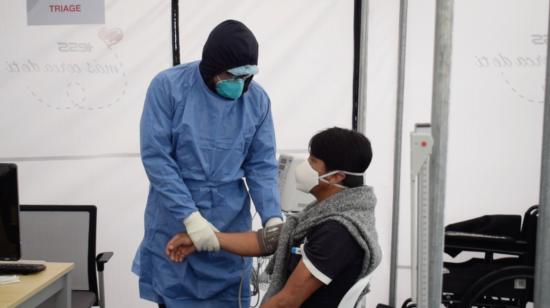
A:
[166,221,283,261]
[183,211,220,252]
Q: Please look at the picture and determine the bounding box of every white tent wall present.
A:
[0,1,171,157]
[176,0,354,151]
[392,0,548,306]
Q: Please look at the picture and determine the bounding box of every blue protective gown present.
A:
[132,61,281,307]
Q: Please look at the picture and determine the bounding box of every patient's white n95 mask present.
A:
[294,160,320,193]
[294,160,365,193]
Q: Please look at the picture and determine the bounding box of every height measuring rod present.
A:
[410,124,433,308]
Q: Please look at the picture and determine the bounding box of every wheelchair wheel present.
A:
[460,266,534,308]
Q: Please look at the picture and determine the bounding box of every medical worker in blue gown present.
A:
[132,20,283,308]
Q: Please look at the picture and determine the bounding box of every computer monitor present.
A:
[0,163,21,261]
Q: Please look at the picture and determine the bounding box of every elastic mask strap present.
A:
[319,170,364,189]
[319,178,346,189]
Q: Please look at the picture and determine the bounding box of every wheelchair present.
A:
[441,205,538,308]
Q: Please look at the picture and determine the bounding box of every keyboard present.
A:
[0,262,46,275]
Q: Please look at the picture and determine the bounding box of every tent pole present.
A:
[355,0,369,133]
[427,0,454,307]
[388,0,409,305]
[171,0,180,66]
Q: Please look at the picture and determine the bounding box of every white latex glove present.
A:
[265,217,283,228]
[183,212,220,252]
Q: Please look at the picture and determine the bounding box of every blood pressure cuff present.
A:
[257,223,283,256]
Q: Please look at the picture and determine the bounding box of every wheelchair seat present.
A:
[441,206,538,308]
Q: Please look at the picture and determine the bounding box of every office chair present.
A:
[19,205,113,308]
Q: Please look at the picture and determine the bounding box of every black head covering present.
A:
[199,20,259,93]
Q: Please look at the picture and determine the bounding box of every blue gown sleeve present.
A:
[243,98,282,225]
[140,73,197,222]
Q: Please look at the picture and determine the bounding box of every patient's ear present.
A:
[329,172,346,185]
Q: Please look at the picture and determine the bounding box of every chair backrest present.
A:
[338,273,372,308]
[19,205,98,299]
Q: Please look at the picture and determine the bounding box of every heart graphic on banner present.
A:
[98,27,124,48]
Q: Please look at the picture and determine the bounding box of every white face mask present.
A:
[294,160,364,193]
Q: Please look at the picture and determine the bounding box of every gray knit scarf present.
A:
[262,185,382,305]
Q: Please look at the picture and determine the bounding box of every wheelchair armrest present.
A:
[445,232,527,257]
[96,252,114,272]
[445,231,516,242]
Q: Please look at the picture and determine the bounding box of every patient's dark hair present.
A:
[309,127,372,188]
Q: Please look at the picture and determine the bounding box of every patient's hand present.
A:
[166,232,197,262]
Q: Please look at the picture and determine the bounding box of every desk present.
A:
[0,262,74,308]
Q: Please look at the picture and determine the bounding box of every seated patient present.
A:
[166,127,382,307]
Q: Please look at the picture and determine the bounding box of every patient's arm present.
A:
[261,259,323,308]
[166,223,282,261]
[217,232,263,256]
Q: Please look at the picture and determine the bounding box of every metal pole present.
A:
[356,0,369,133]
[534,4,550,307]
[389,0,409,305]
[171,0,180,66]
[99,271,106,308]
[428,0,454,307]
